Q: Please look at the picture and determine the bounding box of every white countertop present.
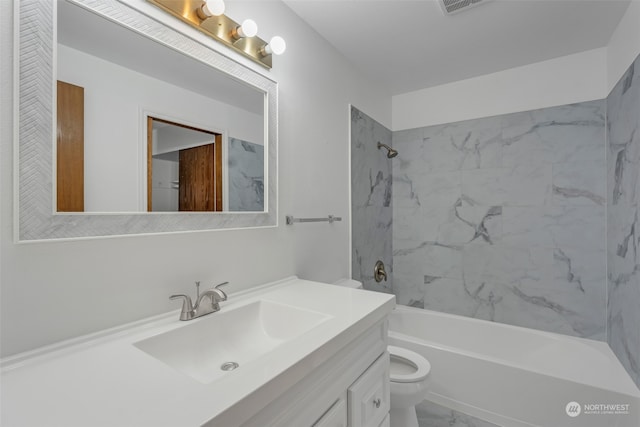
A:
[1,277,395,427]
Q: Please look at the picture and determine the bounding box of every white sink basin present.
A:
[134,300,332,383]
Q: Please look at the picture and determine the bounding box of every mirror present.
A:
[16,0,277,241]
[56,0,265,213]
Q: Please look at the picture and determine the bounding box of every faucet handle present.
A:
[170,294,191,302]
[214,281,229,300]
[170,294,194,321]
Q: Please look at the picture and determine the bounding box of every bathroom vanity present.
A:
[1,277,394,427]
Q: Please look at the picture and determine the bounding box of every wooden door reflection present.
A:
[147,117,222,212]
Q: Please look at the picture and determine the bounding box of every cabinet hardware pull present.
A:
[373,398,381,408]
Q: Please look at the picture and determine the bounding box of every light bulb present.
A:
[237,19,258,38]
[199,0,225,18]
[260,36,287,56]
[268,36,286,55]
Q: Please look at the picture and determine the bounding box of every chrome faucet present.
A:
[170,281,229,321]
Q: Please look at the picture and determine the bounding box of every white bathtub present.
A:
[388,305,640,427]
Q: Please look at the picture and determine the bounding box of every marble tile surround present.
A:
[351,107,393,293]
[607,54,640,388]
[228,137,264,212]
[392,100,607,340]
[351,58,640,389]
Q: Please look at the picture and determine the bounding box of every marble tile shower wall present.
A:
[228,137,264,212]
[351,107,393,293]
[607,54,640,387]
[392,100,607,339]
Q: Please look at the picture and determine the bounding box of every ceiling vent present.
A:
[439,0,490,15]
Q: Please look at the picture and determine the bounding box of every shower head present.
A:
[377,142,398,159]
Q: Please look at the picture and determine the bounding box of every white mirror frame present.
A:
[15,0,278,241]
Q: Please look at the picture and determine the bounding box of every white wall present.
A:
[392,1,640,132]
[151,158,179,212]
[58,45,263,212]
[154,125,216,155]
[607,0,640,92]
[392,48,607,130]
[0,0,390,357]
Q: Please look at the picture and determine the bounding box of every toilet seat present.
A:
[388,345,431,383]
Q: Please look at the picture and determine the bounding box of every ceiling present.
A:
[283,0,631,95]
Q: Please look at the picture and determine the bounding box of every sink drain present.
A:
[220,361,239,371]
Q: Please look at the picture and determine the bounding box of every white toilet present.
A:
[388,345,431,427]
[333,279,431,427]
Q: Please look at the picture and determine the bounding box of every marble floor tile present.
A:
[416,400,500,427]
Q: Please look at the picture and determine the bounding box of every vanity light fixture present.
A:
[149,0,286,69]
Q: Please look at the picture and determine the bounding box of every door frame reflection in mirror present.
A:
[16,0,278,241]
[144,115,224,213]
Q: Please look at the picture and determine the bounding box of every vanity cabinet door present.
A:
[347,352,390,427]
[312,393,347,427]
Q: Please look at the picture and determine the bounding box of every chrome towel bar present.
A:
[286,215,342,225]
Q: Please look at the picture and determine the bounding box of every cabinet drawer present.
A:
[348,352,390,427]
[312,394,347,427]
